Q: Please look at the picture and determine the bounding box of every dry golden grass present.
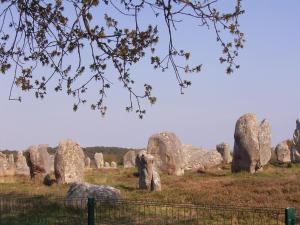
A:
[1,164,300,209]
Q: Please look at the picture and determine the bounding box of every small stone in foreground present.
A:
[66,182,121,206]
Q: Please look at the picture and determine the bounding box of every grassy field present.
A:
[1,163,300,209]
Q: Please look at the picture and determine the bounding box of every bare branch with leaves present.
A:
[0,0,245,118]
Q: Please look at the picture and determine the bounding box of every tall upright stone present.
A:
[0,152,8,176]
[232,113,272,173]
[216,143,232,164]
[28,144,51,180]
[8,154,14,167]
[147,131,184,176]
[136,151,161,192]
[123,150,137,168]
[94,153,104,168]
[258,119,272,166]
[15,151,30,176]
[292,119,300,162]
[55,140,85,184]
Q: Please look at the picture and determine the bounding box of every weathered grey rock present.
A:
[0,152,8,176]
[232,113,272,173]
[147,131,184,176]
[275,140,292,163]
[123,150,137,168]
[66,182,121,206]
[55,140,85,184]
[94,153,104,168]
[85,157,91,168]
[15,151,30,176]
[104,161,110,168]
[136,151,161,192]
[183,145,207,170]
[28,144,51,180]
[183,145,223,170]
[216,143,232,164]
[111,161,117,168]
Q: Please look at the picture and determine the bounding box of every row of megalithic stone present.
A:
[0,112,300,190]
[0,140,117,184]
[123,113,300,191]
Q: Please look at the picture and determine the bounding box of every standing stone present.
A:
[292,119,300,162]
[15,151,30,176]
[258,119,272,166]
[216,143,232,164]
[111,161,117,168]
[123,150,137,168]
[94,153,104,168]
[55,140,85,184]
[104,161,110,168]
[8,154,14,167]
[275,140,292,163]
[232,113,272,173]
[85,157,91,168]
[136,151,161,192]
[28,144,51,180]
[0,153,8,176]
[147,131,184,176]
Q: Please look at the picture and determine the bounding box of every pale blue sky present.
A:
[0,1,299,150]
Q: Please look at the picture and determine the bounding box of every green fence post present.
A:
[285,208,296,225]
[88,197,95,225]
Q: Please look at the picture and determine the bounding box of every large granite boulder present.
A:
[15,151,30,176]
[55,140,85,184]
[123,150,137,168]
[147,131,184,176]
[136,151,161,192]
[28,144,51,180]
[216,143,232,164]
[232,113,272,173]
[66,182,121,206]
[183,145,223,171]
[275,140,292,163]
[94,153,104,169]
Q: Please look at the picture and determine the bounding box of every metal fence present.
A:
[0,196,296,225]
[0,196,87,225]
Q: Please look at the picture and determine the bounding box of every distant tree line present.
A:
[0,146,140,166]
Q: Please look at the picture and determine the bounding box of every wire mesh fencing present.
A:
[0,196,296,225]
[0,196,87,225]
[93,199,288,225]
